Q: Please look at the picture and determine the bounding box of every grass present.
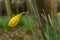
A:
[29,0,60,40]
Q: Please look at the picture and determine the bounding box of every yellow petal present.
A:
[8,13,23,27]
[57,12,60,16]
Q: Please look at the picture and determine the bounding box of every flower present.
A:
[8,13,23,27]
[57,12,60,16]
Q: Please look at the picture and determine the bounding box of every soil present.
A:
[0,25,43,40]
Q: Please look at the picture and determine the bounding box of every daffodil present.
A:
[8,13,23,27]
[57,12,60,16]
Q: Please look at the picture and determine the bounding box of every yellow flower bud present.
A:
[57,12,60,16]
[8,13,23,27]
